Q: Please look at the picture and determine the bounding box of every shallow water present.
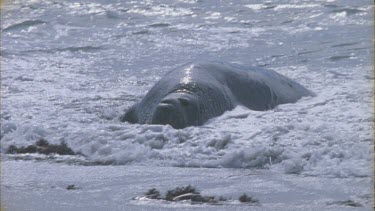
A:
[1,0,374,209]
[1,160,372,211]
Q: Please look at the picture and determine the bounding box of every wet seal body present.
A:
[121,62,313,129]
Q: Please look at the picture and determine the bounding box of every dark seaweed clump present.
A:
[145,188,161,199]
[238,193,259,203]
[6,139,76,155]
[140,185,258,205]
[152,185,217,203]
[165,185,199,201]
[66,184,80,190]
[327,200,362,207]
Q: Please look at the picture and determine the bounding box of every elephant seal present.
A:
[121,62,313,129]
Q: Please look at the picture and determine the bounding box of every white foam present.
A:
[244,4,267,11]
[2,64,372,178]
[204,12,221,20]
[1,0,373,181]
[127,5,194,17]
[274,4,320,11]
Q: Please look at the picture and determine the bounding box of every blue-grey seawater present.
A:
[1,0,373,176]
[1,0,374,210]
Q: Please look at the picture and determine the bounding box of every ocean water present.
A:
[1,0,374,210]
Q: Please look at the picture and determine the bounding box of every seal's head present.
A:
[151,92,200,129]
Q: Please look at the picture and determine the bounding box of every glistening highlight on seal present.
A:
[121,62,313,129]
